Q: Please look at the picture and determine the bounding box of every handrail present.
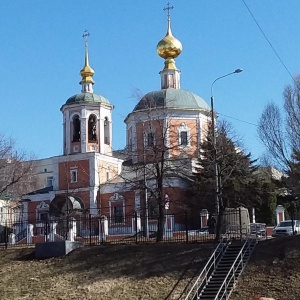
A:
[184,239,229,300]
[215,238,256,299]
[15,228,27,242]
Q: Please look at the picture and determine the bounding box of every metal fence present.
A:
[0,208,266,249]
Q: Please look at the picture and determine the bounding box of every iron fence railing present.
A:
[0,208,265,248]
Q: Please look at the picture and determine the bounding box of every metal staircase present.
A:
[185,238,256,300]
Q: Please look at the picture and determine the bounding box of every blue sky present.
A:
[1,1,300,161]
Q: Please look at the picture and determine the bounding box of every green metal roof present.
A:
[133,89,209,111]
[65,92,111,105]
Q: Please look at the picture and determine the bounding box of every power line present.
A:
[218,112,259,127]
[241,0,294,81]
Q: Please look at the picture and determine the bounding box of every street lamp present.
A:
[210,68,243,215]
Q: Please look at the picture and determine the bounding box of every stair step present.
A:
[185,240,256,300]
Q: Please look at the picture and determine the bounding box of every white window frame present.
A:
[70,168,78,183]
[144,131,156,148]
[46,176,54,187]
[178,123,191,148]
[35,201,50,224]
[108,193,125,224]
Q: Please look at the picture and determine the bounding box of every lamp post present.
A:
[210,68,243,215]
[142,122,149,238]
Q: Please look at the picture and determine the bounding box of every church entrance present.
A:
[49,195,85,239]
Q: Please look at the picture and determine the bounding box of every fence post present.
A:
[99,218,103,244]
[89,214,92,246]
[185,211,189,243]
[9,233,15,245]
[49,221,57,242]
[45,218,48,242]
[100,216,108,242]
[239,207,243,240]
[4,221,8,249]
[135,211,138,244]
[26,224,33,244]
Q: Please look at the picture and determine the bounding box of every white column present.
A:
[68,218,76,241]
[99,217,108,241]
[81,114,87,153]
[89,188,98,215]
[132,212,141,234]
[9,233,16,245]
[276,205,285,225]
[164,214,174,237]
[49,222,57,242]
[26,224,34,244]
[136,214,141,232]
[252,207,256,223]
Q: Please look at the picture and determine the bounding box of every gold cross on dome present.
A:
[82,30,90,43]
[163,2,174,19]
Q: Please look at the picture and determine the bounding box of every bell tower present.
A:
[60,31,114,156]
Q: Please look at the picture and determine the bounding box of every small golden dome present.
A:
[80,65,95,83]
[80,43,95,84]
[157,18,182,59]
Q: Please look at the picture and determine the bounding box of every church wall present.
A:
[27,200,51,223]
[34,157,58,190]
[97,160,120,184]
[135,119,165,163]
[58,159,90,190]
[99,190,136,227]
[99,190,136,215]
[168,119,198,157]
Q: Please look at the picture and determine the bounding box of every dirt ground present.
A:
[0,237,300,300]
[230,235,300,300]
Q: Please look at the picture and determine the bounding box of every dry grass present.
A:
[231,235,300,300]
[2,236,300,300]
[0,243,214,300]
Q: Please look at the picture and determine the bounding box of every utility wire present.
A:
[241,0,294,81]
[218,112,259,127]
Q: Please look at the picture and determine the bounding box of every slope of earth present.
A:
[0,242,214,300]
[231,235,300,300]
[2,237,300,300]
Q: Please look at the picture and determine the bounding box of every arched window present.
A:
[72,115,81,142]
[143,130,156,148]
[36,201,49,228]
[178,122,190,147]
[104,117,110,145]
[109,193,125,224]
[88,114,97,141]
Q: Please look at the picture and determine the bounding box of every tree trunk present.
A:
[156,202,165,242]
[215,207,225,241]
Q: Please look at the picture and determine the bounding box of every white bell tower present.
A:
[60,31,114,156]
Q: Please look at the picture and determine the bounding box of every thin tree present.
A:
[258,76,300,210]
[0,133,36,200]
[258,75,300,172]
[121,93,204,242]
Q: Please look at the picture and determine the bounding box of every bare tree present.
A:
[258,75,300,171]
[120,93,206,241]
[0,133,36,200]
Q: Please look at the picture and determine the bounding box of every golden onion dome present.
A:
[80,65,95,83]
[157,18,182,59]
[80,43,95,84]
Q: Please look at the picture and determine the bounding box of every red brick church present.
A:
[21,9,211,240]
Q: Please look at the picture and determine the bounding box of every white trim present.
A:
[178,122,191,148]
[70,169,78,183]
[108,193,126,224]
[143,129,156,148]
[36,201,49,221]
